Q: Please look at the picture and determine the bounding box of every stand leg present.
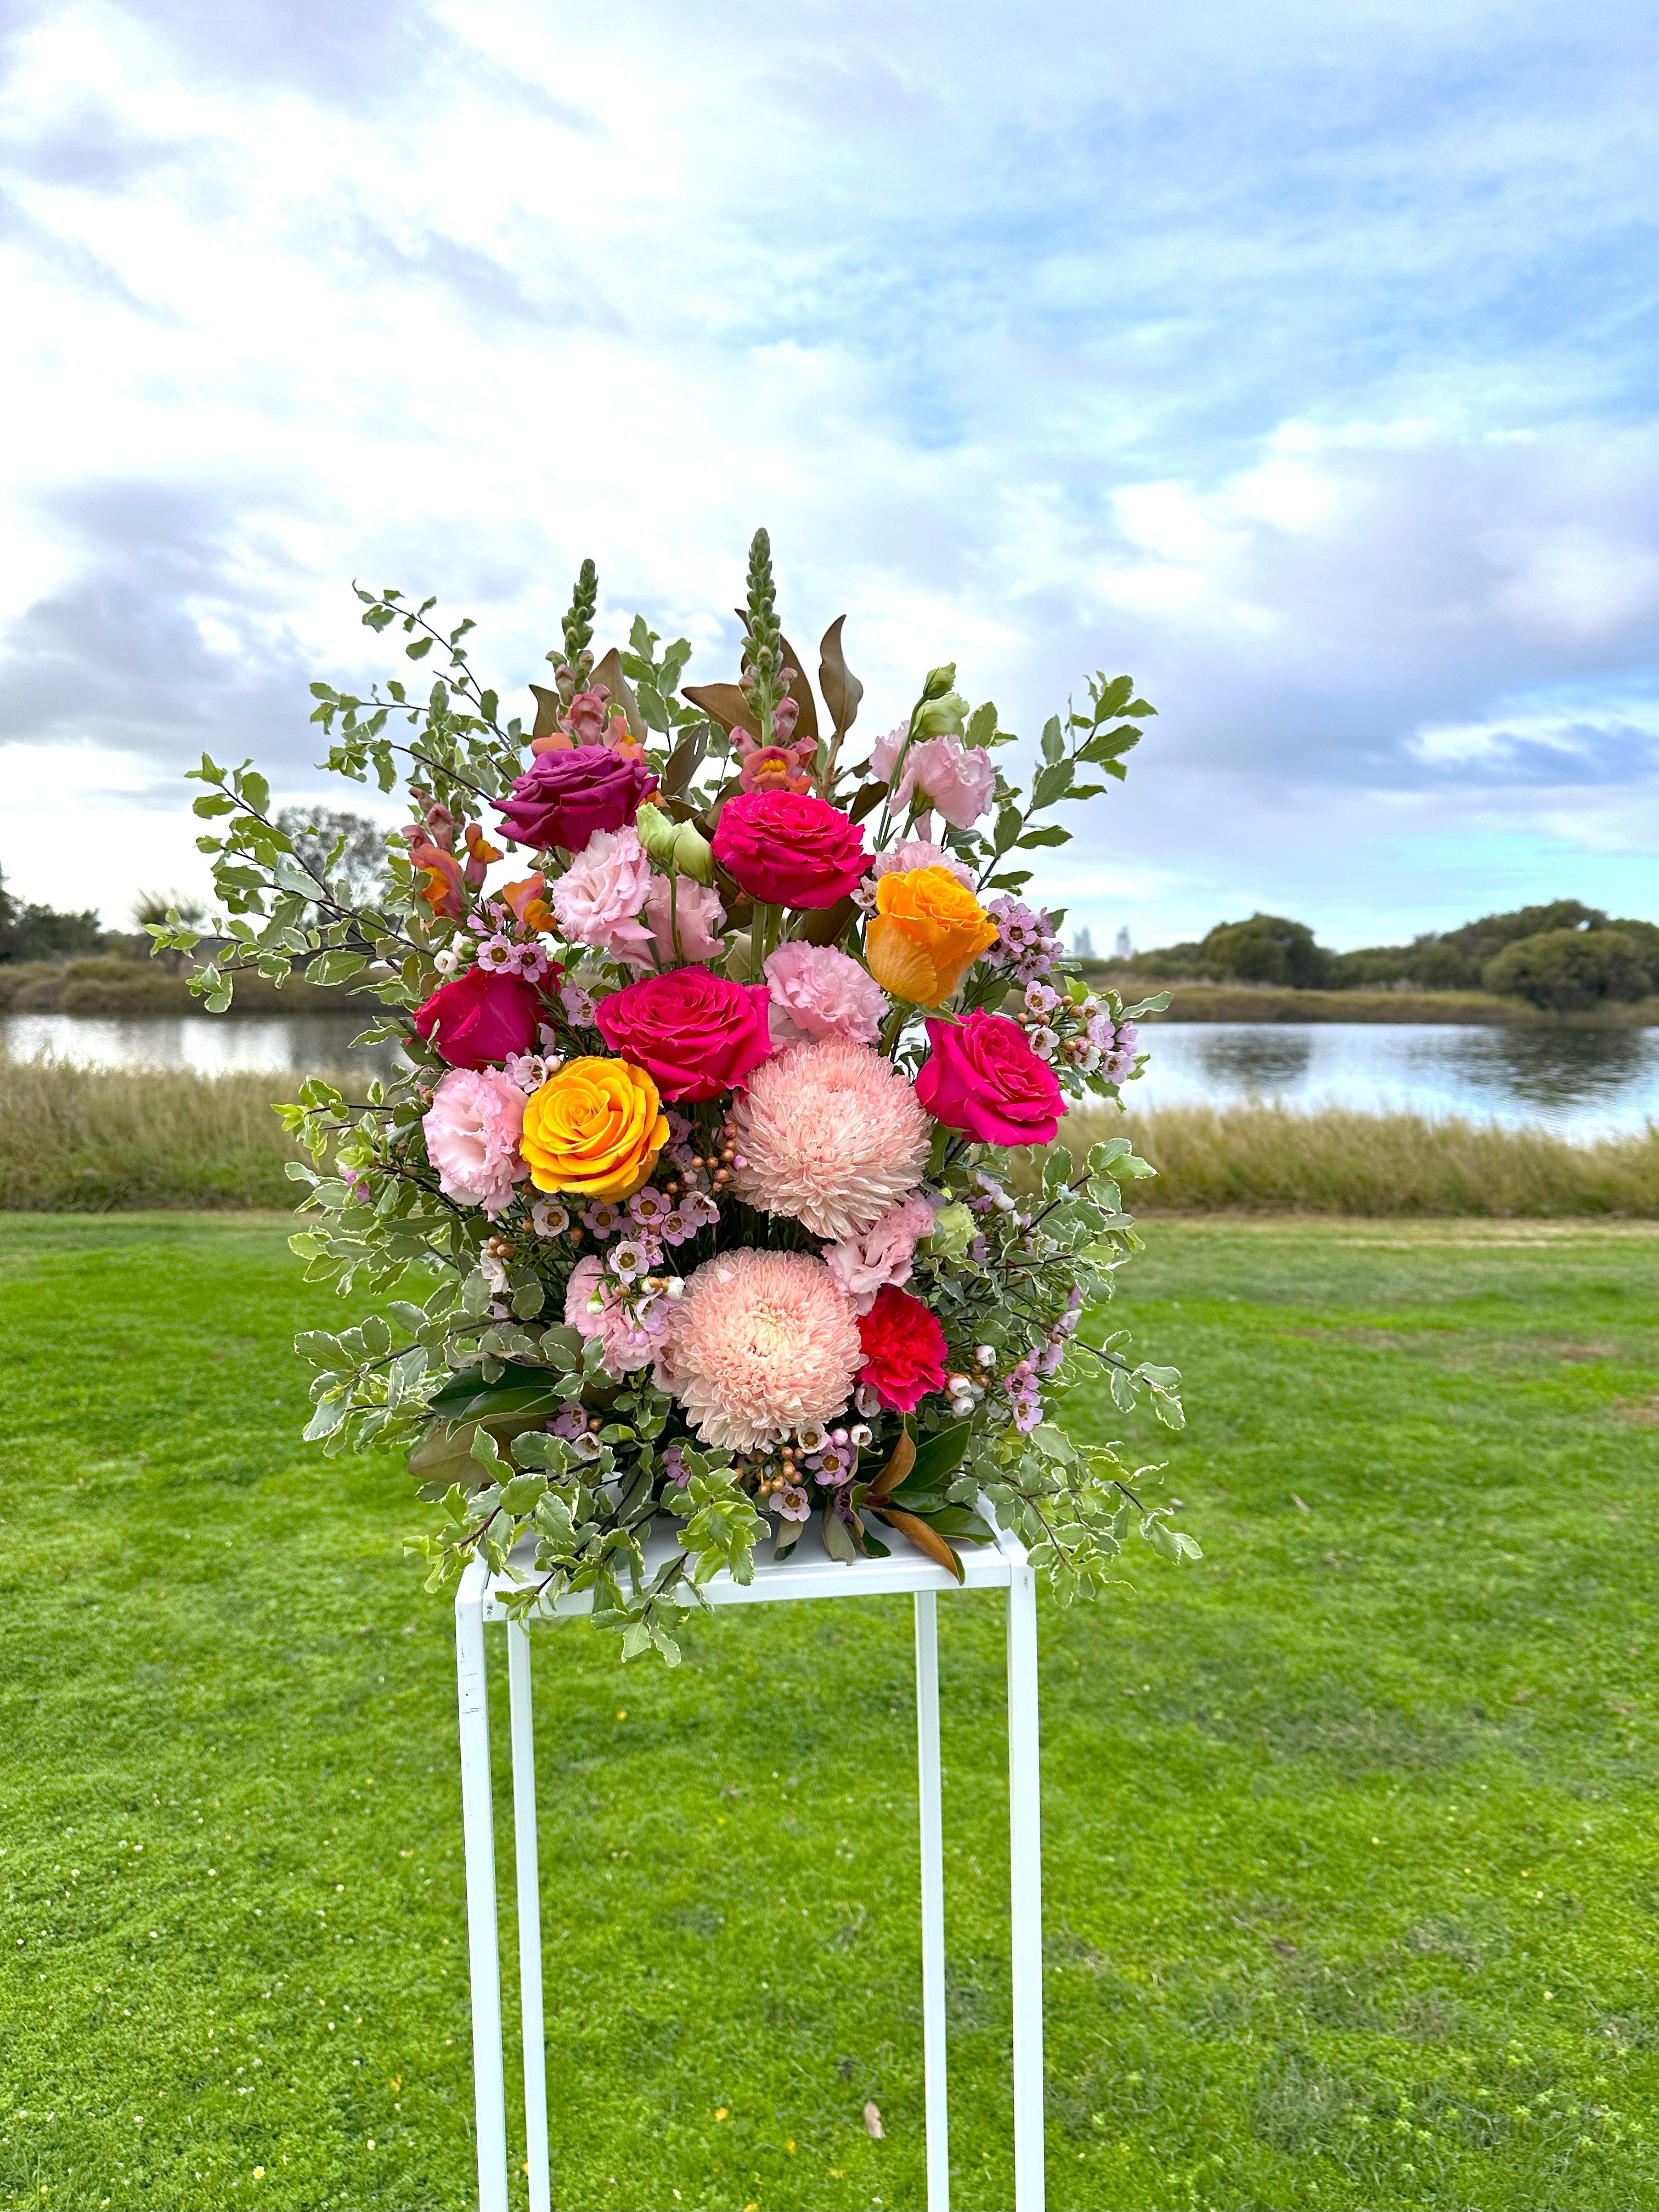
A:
[1006,1560,1045,2212]
[914,1591,950,2212]
[508,1620,551,2212]
[456,1570,509,2212]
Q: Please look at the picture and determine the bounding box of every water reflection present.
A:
[1136,1023,1659,1140]
[5,1011,1657,1141]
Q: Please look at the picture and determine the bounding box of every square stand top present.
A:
[474,1503,1023,1621]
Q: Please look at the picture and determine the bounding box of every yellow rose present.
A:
[520,1057,669,1200]
[865,866,1001,1006]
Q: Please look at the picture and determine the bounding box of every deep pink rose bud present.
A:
[494,744,658,853]
[594,968,775,1103]
[915,1008,1064,1146]
[710,790,869,910]
[411,967,543,1070]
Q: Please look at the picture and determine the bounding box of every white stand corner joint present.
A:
[455,1512,1046,2212]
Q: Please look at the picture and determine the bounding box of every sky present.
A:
[2,0,1657,950]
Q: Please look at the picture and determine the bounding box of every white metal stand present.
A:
[455,1510,1045,2212]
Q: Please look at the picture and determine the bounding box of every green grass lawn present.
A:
[2,1214,1657,2212]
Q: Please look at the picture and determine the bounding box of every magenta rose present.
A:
[915,1009,1065,1146]
[711,791,869,910]
[494,744,659,853]
[411,967,543,1070]
[594,968,775,1103]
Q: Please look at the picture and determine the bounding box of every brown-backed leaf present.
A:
[663,725,708,795]
[777,633,820,745]
[684,682,761,740]
[819,616,864,738]
[588,647,648,743]
[848,780,887,823]
[873,1507,965,1582]
[865,1429,916,1503]
[528,683,564,744]
[800,894,859,947]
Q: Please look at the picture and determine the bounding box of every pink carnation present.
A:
[422,1067,529,1215]
[868,837,976,890]
[870,730,996,829]
[730,1035,930,1242]
[823,1193,936,1315]
[548,825,653,963]
[563,1254,663,1375]
[764,940,887,1047]
[642,873,726,964]
[661,1248,862,1450]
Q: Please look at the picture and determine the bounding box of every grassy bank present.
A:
[3,1061,1654,1217]
[1,1214,1656,2211]
[1080,971,1659,1027]
[0,957,369,1018]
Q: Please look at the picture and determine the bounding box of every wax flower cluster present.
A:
[168,531,1194,1660]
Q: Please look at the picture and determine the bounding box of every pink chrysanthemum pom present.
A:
[663,1248,863,1451]
[730,1036,930,1242]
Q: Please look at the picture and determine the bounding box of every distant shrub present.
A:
[1200,912,1332,989]
[1482,928,1650,1012]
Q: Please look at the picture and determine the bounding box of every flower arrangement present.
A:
[158,532,1196,1661]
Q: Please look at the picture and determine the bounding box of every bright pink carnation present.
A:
[595,968,774,1103]
[548,825,654,964]
[857,1284,948,1412]
[916,1009,1065,1146]
[730,1036,930,1242]
[764,941,887,1047]
[712,791,869,910]
[661,1248,862,1450]
[422,1067,529,1215]
[823,1193,936,1315]
[412,967,542,1069]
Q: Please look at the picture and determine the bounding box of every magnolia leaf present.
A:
[663,725,708,795]
[899,1423,970,1494]
[817,615,863,739]
[848,780,887,823]
[874,1508,964,1583]
[821,1506,857,1564]
[683,682,760,740]
[776,634,819,744]
[865,1430,917,1504]
[800,893,859,947]
[589,646,648,743]
[528,684,564,743]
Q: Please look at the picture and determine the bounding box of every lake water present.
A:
[4,1012,1657,1141]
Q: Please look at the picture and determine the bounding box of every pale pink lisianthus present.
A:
[661,1248,862,1450]
[823,1193,937,1314]
[548,824,653,963]
[563,1254,664,1375]
[764,940,887,1047]
[870,730,996,829]
[641,873,727,966]
[730,1035,930,1242]
[867,837,976,890]
[422,1067,529,1216]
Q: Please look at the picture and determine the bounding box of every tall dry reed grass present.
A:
[2,1060,1655,1216]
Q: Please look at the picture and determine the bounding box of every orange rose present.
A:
[865,867,1000,1006]
[520,1057,669,1199]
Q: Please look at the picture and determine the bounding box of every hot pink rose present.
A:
[548,825,654,964]
[412,967,543,1069]
[764,940,887,1046]
[422,1066,529,1214]
[495,744,658,853]
[915,1008,1065,1146]
[595,967,775,1102]
[823,1193,936,1314]
[711,791,869,910]
[642,873,726,964]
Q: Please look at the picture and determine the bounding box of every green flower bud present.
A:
[921,663,958,702]
[926,1200,975,1260]
[672,820,715,885]
[913,690,968,741]
[634,802,680,866]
